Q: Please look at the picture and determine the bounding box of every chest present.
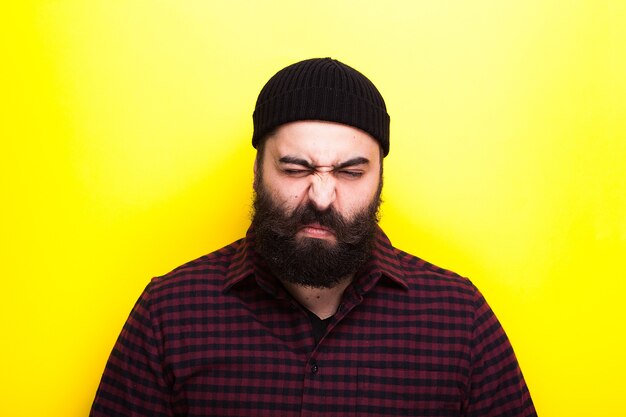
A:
[161,293,472,416]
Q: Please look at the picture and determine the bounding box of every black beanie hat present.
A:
[252,58,390,156]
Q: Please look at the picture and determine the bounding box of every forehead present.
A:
[264,120,381,165]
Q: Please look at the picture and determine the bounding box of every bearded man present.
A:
[91,58,537,417]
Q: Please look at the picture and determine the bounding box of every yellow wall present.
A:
[2,1,625,416]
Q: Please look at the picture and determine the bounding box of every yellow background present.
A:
[2,1,625,416]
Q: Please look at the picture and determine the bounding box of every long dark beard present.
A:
[252,180,382,289]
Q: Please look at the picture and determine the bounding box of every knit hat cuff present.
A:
[253,86,390,155]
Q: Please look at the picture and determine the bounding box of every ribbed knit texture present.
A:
[253,58,391,156]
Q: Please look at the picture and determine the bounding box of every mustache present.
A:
[253,188,380,246]
[297,204,345,230]
[294,204,359,244]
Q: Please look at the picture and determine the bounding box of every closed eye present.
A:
[282,168,312,177]
[278,156,370,179]
[336,170,364,179]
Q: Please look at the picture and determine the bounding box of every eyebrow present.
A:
[278,156,370,170]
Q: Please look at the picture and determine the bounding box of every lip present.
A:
[298,223,335,239]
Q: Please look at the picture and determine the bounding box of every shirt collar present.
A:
[358,225,409,291]
[222,225,409,294]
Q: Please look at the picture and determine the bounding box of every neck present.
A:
[281,277,353,320]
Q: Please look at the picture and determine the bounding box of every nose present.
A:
[308,172,336,211]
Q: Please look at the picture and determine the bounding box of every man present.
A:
[91,58,537,416]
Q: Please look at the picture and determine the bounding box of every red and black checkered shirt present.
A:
[91,227,536,417]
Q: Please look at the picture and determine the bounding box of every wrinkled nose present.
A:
[308,173,336,211]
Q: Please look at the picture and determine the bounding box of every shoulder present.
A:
[389,246,480,303]
[372,228,481,303]
[146,238,246,297]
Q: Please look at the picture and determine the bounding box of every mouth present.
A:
[297,223,336,240]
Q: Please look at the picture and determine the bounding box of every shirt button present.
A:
[310,361,319,374]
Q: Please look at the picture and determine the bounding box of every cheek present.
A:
[267,181,307,209]
[339,178,380,205]
[338,189,380,220]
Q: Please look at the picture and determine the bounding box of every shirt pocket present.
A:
[356,366,462,417]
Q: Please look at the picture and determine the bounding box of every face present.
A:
[256,120,382,238]
[252,120,383,288]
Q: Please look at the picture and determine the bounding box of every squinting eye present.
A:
[338,170,363,179]
[283,169,310,177]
